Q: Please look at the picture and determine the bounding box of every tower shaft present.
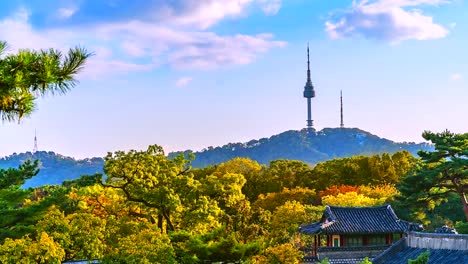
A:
[340,91,344,128]
[307,98,313,128]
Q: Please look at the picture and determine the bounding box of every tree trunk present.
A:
[163,211,175,232]
[158,214,163,232]
[461,192,468,221]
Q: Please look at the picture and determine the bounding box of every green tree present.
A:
[0,160,38,189]
[103,145,199,232]
[254,187,319,212]
[312,152,416,190]
[264,160,312,192]
[102,224,177,264]
[454,221,468,234]
[408,250,430,264]
[318,258,330,264]
[0,41,91,122]
[322,192,383,207]
[178,227,261,264]
[36,206,106,261]
[269,201,321,244]
[359,257,372,264]
[0,232,65,264]
[212,157,264,202]
[398,131,468,221]
[263,243,303,264]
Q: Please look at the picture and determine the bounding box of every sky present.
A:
[0,0,467,159]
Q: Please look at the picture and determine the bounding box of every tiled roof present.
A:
[372,232,468,264]
[299,205,420,235]
[376,247,468,263]
[435,225,458,234]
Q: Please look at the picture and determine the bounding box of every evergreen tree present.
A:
[398,131,468,221]
[0,41,91,122]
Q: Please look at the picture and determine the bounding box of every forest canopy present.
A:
[2,132,465,263]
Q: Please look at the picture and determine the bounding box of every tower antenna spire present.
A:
[33,129,38,153]
[307,43,311,83]
[340,90,344,128]
[303,43,316,131]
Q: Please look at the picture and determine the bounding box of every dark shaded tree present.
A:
[398,131,468,221]
[0,160,38,189]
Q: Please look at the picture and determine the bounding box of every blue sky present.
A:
[1,0,467,158]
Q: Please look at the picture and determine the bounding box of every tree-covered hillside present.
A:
[1,134,465,263]
[1,128,432,188]
[0,151,104,188]
[170,128,433,168]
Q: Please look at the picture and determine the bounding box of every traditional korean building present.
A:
[299,205,422,263]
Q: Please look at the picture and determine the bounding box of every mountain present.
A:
[169,127,433,167]
[0,151,104,188]
[1,128,432,188]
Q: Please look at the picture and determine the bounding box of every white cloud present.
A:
[156,0,283,29]
[450,73,462,81]
[169,0,253,29]
[326,0,449,43]
[95,20,286,70]
[450,22,457,28]
[57,7,77,19]
[175,77,193,87]
[0,6,285,78]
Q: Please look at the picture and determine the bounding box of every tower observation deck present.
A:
[303,45,316,130]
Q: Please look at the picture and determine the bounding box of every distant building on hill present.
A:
[299,205,422,263]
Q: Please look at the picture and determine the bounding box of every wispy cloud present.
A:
[326,0,449,43]
[175,77,193,87]
[96,21,286,70]
[450,73,462,81]
[259,0,282,15]
[57,7,77,19]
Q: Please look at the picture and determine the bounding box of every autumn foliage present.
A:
[1,144,463,263]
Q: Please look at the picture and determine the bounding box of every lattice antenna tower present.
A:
[33,129,38,153]
[340,90,344,128]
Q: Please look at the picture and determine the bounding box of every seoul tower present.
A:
[303,45,316,130]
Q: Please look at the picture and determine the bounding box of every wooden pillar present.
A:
[327,235,331,247]
[313,235,317,256]
[340,235,346,247]
[385,234,392,245]
[363,235,369,246]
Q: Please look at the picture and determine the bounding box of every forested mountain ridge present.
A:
[1,127,432,187]
[170,127,433,167]
[0,151,104,188]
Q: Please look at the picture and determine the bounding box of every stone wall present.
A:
[407,232,468,250]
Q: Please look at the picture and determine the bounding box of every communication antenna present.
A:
[33,129,38,153]
[340,91,344,128]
